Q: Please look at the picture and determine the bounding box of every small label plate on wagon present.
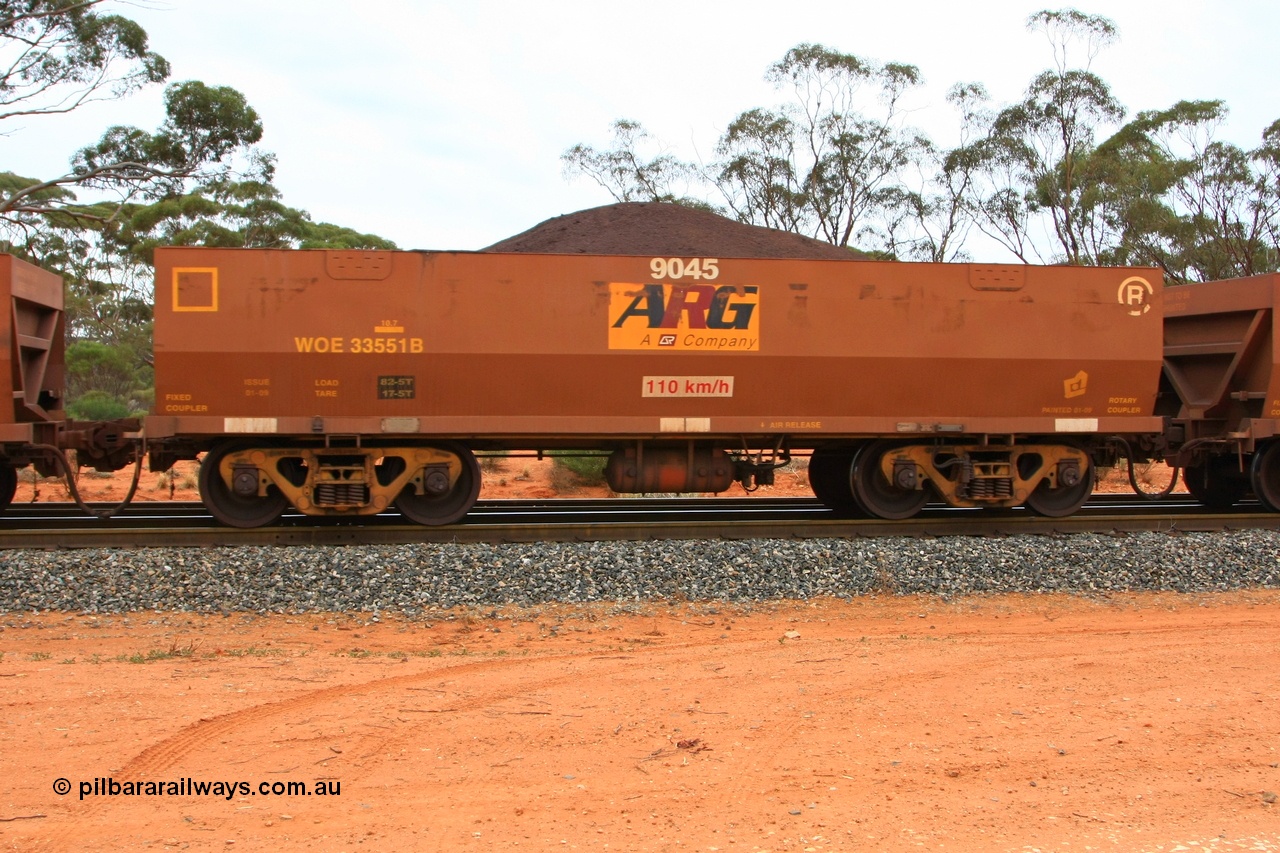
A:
[378,375,416,400]
[643,376,734,398]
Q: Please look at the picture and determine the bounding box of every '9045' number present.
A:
[650,257,719,281]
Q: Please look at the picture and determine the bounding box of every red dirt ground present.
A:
[1,594,1278,851]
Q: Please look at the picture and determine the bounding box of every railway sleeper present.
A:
[875,442,1093,516]
[206,444,478,524]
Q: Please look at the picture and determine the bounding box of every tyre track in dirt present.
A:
[12,597,1280,851]
[124,650,705,777]
[29,638,720,851]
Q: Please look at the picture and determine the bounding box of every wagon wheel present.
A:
[1251,443,1280,512]
[396,443,481,526]
[807,446,860,512]
[850,440,928,520]
[1127,458,1179,500]
[1184,456,1248,511]
[0,464,15,513]
[199,442,289,528]
[1025,453,1094,518]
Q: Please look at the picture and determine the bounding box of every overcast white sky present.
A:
[6,0,1278,256]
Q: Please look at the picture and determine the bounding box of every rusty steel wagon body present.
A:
[143,247,1167,525]
[0,255,135,510]
[0,253,66,508]
[1160,273,1280,510]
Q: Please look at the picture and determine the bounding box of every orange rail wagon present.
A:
[145,248,1164,526]
[0,254,136,510]
[1161,273,1280,510]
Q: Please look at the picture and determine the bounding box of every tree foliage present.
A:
[716,43,929,251]
[0,0,168,120]
[561,119,704,207]
[1094,103,1280,280]
[0,2,262,226]
[963,9,1124,264]
[872,82,990,262]
[64,339,146,416]
[0,1,394,416]
[112,157,396,259]
[562,8,1278,279]
[714,107,806,233]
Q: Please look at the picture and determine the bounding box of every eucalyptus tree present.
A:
[967,9,1124,264]
[1087,100,1280,281]
[0,2,393,417]
[561,119,703,206]
[0,2,263,229]
[869,82,991,262]
[715,43,930,251]
[714,107,807,234]
[560,10,1275,273]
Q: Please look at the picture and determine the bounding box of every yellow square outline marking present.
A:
[173,267,219,312]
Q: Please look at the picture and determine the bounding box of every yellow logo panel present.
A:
[608,282,759,351]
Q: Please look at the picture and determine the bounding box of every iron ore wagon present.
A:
[144,248,1164,526]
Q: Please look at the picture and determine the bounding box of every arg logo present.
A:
[608,283,760,351]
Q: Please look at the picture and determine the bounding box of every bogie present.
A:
[848,440,1095,518]
[851,441,931,520]
[198,442,481,528]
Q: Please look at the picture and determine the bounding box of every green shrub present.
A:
[548,451,608,487]
[67,390,130,421]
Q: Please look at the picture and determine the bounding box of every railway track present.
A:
[1,494,1277,549]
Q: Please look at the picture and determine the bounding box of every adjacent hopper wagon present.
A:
[0,253,65,507]
[1161,273,1280,510]
[0,254,135,511]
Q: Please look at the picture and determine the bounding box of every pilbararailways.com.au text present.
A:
[59,777,340,801]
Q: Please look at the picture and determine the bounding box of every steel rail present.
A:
[0,495,1274,549]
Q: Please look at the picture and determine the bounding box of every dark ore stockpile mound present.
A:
[484,202,863,260]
